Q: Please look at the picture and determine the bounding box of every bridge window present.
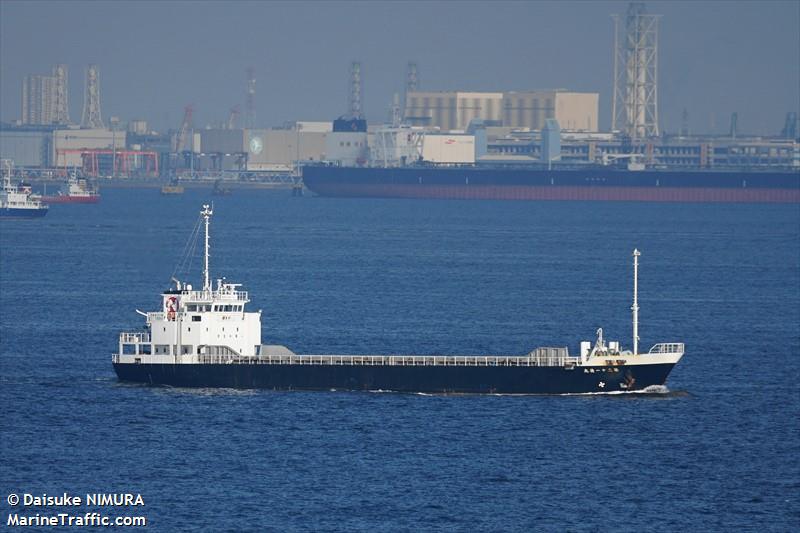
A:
[122,344,136,355]
[138,344,152,355]
[155,344,170,355]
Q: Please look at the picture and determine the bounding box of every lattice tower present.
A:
[612,3,660,140]
[81,64,104,128]
[245,67,256,129]
[176,104,194,152]
[349,62,363,119]
[52,64,70,124]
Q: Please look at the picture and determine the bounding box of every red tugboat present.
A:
[42,173,100,204]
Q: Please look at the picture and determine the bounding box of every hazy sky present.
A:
[1,0,798,135]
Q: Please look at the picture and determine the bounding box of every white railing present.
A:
[182,289,248,302]
[529,347,577,367]
[195,351,579,368]
[648,343,685,355]
[120,332,150,343]
[199,345,241,357]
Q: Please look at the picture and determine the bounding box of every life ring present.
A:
[165,296,178,321]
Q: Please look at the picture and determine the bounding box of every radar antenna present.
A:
[201,204,213,291]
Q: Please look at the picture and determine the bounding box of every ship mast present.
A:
[632,249,640,355]
[202,204,213,291]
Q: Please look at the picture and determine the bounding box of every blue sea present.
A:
[1,189,799,531]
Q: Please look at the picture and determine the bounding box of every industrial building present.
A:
[194,122,332,172]
[404,92,503,131]
[0,128,51,167]
[483,129,799,169]
[52,128,125,167]
[404,90,599,132]
[503,91,598,131]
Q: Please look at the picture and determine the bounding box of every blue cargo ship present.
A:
[113,206,684,394]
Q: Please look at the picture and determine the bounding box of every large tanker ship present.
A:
[113,205,684,394]
[302,164,800,203]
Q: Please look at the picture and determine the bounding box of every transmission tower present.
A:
[52,64,70,125]
[228,105,241,130]
[391,93,402,127]
[406,61,418,93]
[403,61,418,121]
[81,64,104,128]
[245,67,256,129]
[175,104,194,152]
[612,3,660,140]
[349,62,363,119]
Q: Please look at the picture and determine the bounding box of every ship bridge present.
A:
[116,204,262,363]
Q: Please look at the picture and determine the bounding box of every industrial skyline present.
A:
[0,0,798,135]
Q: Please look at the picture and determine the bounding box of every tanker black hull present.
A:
[302,165,800,203]
[113,362,676,394]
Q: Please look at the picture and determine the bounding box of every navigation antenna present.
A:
[632,249,641,355]
[202,204,213,291]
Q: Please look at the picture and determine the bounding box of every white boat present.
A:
[0,160,48,218]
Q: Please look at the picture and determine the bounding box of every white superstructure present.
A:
[115,205,262,364]
[1,159,48,214]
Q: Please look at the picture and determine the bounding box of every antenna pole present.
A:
[632,249,640,355]
[202,204,213,291]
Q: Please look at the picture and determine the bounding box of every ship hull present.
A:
[42,195,100,204]
[0,207,48,218]
[113,361,676,394]
[302,166,800,203]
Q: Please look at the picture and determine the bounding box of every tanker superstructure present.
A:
[113,205,684,394]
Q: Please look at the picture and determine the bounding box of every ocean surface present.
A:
[1,188,798,531]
